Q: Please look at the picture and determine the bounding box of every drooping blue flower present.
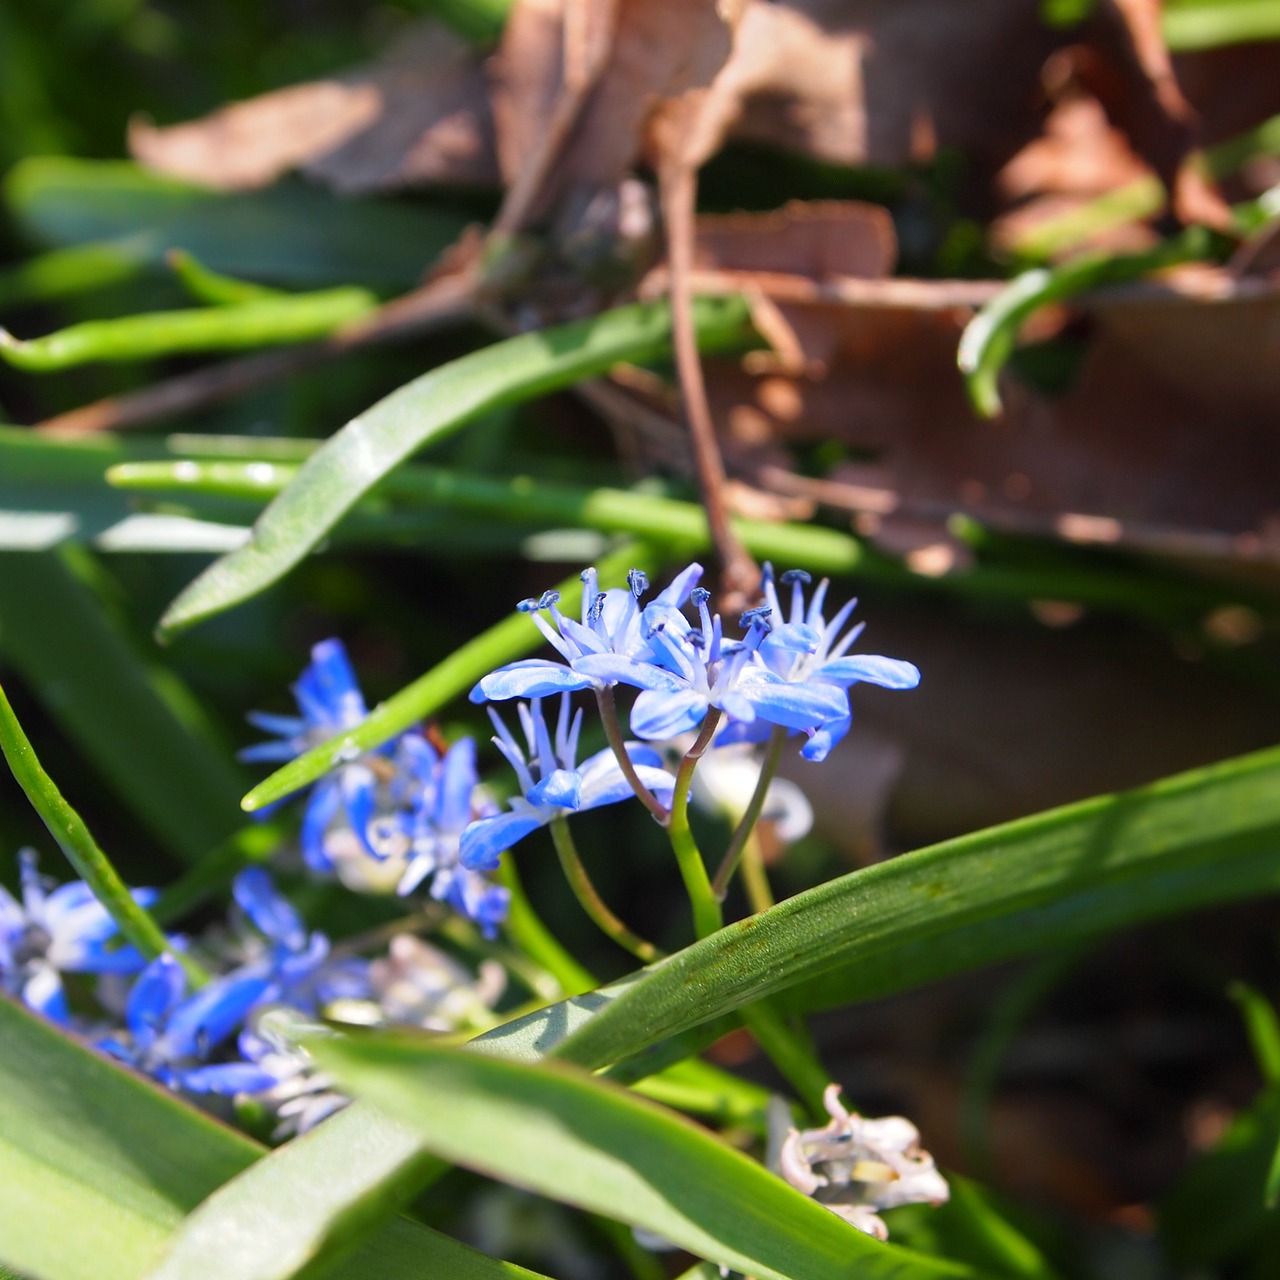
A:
[100,952,277,1095]
[718,566,920,761]
[469,563,704,704]
[0,850,155,1024]
[241,639,389,874]
[392,736,510,938]
[459,695,677,872]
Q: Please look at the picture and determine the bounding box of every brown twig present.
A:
[658,152,758,615]
[36,267,479,436]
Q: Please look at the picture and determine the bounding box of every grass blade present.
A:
[156,296,754,639]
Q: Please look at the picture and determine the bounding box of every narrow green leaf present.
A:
[0,997,552,1280]
[166,249,286,305]
[1164,0,1280,50]
[156,296,755,639]
[0,237,153,310]
[508,743,1280,1070]
[0,677,201,982]
[314,1036,969,1280]
[5,158,469,291]
[1230,982,1280,1088]
[0,549,247,863]
[957,228,1217,416]
[0,286,375,371]
[239,544,657,811]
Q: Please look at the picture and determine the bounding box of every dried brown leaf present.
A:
[130,23,497,193]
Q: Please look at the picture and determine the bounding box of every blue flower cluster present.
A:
[458,562,918,873]
[1,856,503,1135]
[243,639,509,937]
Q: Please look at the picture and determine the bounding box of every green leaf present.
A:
[1164,0,1280,50]
[0,237,154,310]
[0,287,375,371]
[313,1035,968,1280]
[0,549,247,863]
[0,996,551,1280]
[5,159,469,291]
[157,296,755,639]
[497,742,1280,1070]
[957,228,1218,416]
[1231,982,1280,1088]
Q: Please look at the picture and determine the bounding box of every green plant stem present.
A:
[549,818,664,965]
[666,710,725,939]
[711,726,787,900]
[740,833,776,915]
[0,678,207,987]
[740,1000,829,1122]
[595,686,669,822]
[495,858,595,997]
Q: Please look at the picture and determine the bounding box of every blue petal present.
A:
[460,811,546,871]
[301,779,341,872]
[736,672,848,730]
[305,639,368,727]
[571,653,687,692]
[233,868,306,951]
[528,767,582,810]
[340,765,379,856]
[801,713,852,762]
[476,661,594,701]
[818,655,921,689]
[160,967,271,1061]
[654,562,703,607]
[126,953,185,1045]
[178,1062,280,1095]
[630,688,708,739]
[437,737,479,831]
[22,966,69,1024]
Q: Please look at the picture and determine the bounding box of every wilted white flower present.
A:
[775,1084,949,1241]
[369,934,505,1032]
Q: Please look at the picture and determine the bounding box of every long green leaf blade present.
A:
[156,296,754,639]
[314,1036,968,1280]
[0,288,375,371]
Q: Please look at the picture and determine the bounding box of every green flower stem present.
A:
[495,858,595,997]
[710,725,787,901]
[166,249,285,306]
[740,1000,829,1121]
[0,678,207,988]
[666,711,724,939]
[549,818,665,965]
[740,831,776,915]
[595,685,669,823]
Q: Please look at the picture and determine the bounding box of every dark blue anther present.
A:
[688,631,706,649]
[691,587,711,606]
[516,598,541,613]
[588,592,607,624]
[627,568,649,598]
[739,605,773,630]
[780,569,812,586]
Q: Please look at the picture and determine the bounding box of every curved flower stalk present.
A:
[459,695,676,872]
[470,564,704,703]
[100,952,277,1095]
[0,849,155,1024]
[776,1084,950,1241]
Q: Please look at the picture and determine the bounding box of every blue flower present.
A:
[231,867,371,1012]
[100,952,277,1095]
[0,850,155,1024]
[241,639,391,874]
[470,563,704,703]
[576,587,851,744]
[720,567,920,761]
[459,695,676,872]
[393,736,510,938]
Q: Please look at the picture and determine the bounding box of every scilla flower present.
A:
[459,695,676,871]
[469,563,703,703]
